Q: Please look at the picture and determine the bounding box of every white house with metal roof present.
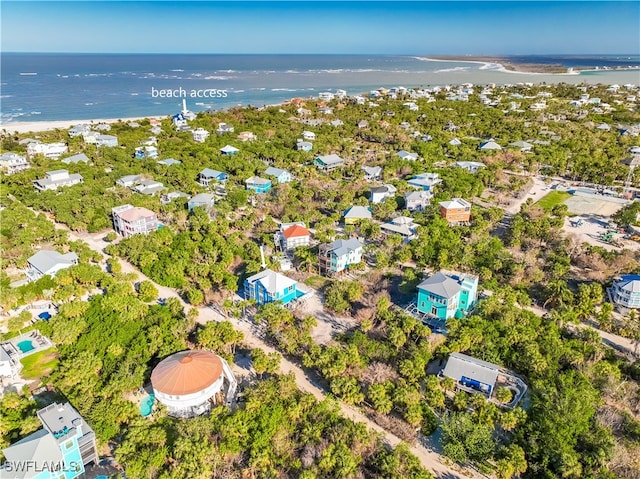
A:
[26,250,78,282]
[478,140,502,151]
[0,152,30,174]
[608,274,640,312]
[34,170,83,191]
[441,352,500,398]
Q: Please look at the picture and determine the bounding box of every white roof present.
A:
[344,206,372,219]
[220,145,239,153]
[245,269,296,295]
[27,250,78,276]
[615,275,640,293]
[440,198,471,209]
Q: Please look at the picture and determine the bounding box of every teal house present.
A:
[417,270,478,320]
[245,176,272,193]
[1,402,99,479]
[244,269,299,306]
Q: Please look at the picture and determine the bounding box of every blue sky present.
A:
[2,1,639,54]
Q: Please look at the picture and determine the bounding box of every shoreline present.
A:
[417,55,640,75]
[0,116,167,134]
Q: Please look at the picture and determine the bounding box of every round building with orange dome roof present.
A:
[151,350,236,418]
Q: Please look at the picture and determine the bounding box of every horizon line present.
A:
[3,51,640,56]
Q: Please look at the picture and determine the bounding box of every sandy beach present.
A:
[0,116,167,134]
[422,55,575,73]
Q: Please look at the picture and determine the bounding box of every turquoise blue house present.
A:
[245,176,272,193]
[1,402,99,479]
[244,269,299,306]
[417,270,478,320]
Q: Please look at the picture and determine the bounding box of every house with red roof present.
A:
[276,222,311,251]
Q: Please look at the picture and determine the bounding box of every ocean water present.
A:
[1,54,639,123]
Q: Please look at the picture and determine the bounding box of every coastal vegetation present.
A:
[2,81,640,478]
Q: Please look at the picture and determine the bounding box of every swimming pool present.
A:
[17,340,35,353]
[140,393,155,417]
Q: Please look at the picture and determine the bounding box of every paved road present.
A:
[49,223,479,479]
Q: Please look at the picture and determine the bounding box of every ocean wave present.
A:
[479,63,503,70]
[0,95,13,98]
[271,88,298,92]
[30,111,41,115]
[170,69,184,72]
[435,66,471,73]
[84,102,95,106]
[201,75,234,80]
[131,93,139,96]
[232,89,245,93]
[251,87,267,91]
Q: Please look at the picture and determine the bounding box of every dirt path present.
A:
[49,224,479,479]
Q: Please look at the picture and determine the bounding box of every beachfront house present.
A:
[440,198,472,225]
[243,269,299,306]
[26,250,79,282]
[396,150,419,161]
[245,176,272,193]
[68,124,91,137]
[296,140,313,151]
[276,223,311,251]
[27,141,68,159]
[417,270,479,319]
[0,402,99,478]
[198,168,228,187]
[344,205,372,225]
[62,153,90,165]
[454,161,486,173]
[188,193,215,211]
[192,128,210,143]
[0,152,30,174]
[407,172,442,191]
[330,119,344,127]
[112,204,158,237]
[318,238,363,277]
[370,184,396,204]
[362,165,382,181]
[357,120,369,129]
[404,190,432,212]
[265,166,292,184]
[220,145,239,155]
[380,216,418,243]
[315,154,344,170]
[34,170,83,191]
